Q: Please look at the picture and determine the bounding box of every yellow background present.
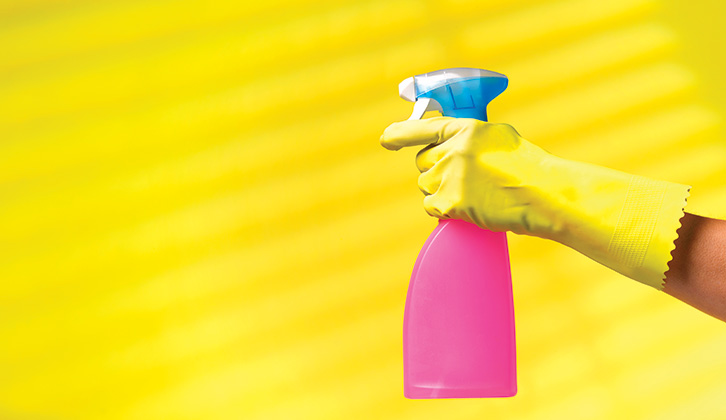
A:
[1,0,726,418]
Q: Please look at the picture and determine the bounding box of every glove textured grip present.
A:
[608,176,691,290]
[609,176,667,268]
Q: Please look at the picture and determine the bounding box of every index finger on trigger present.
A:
[379,117,460,151]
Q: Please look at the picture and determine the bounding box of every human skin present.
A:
[664,212,726,322]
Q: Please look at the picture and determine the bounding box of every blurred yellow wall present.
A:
[1,0,726,419]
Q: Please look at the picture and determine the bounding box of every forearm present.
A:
[379,118,724,319]
[664,212,726,322]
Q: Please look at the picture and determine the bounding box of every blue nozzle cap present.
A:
[399,68,508,121]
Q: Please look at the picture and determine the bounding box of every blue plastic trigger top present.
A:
[417,76,508,121]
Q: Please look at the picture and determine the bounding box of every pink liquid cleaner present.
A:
[403,219,516,398]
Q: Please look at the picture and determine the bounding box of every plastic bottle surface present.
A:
[403,220,517,399]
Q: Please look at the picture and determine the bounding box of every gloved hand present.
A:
[380,117,691,290]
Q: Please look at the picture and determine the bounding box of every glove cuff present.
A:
[607,176,691,289]
[545,158,692,291]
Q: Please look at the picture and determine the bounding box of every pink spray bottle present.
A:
[397,68,516,398]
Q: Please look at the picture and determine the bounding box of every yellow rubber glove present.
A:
[380,117,691,290]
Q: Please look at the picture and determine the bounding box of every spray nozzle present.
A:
[399,68,508,121]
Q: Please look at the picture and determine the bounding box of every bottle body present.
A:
[403,219,517,399]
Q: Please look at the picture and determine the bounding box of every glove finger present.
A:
[415,141,453,172]
[417,165,443,196]
[380,117,468,151]
[423,192,453,219]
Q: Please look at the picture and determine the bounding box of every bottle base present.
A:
[404,385,517,399]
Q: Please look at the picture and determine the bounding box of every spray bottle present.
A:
[397,68,516,399]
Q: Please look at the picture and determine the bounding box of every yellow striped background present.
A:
[1,0,726,418]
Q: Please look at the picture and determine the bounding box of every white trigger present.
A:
[407,97,443,120]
